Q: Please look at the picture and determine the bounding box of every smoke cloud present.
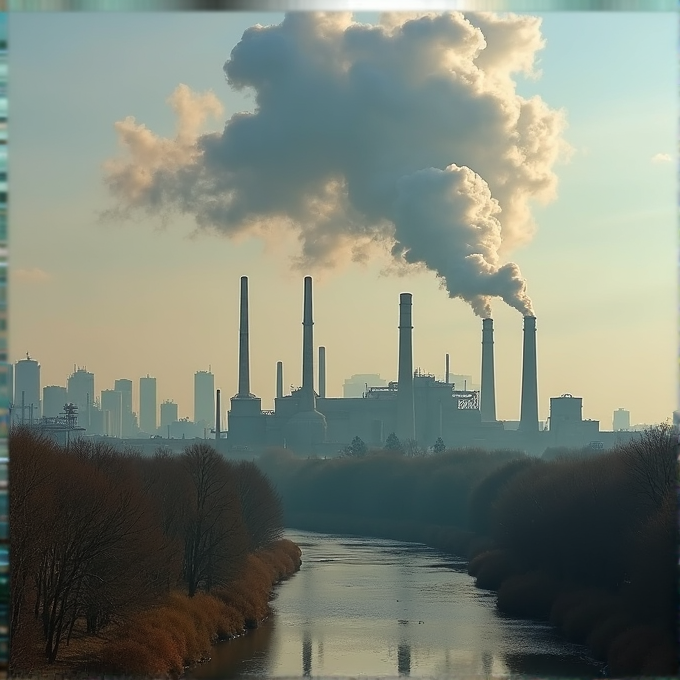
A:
[104,12,569,316]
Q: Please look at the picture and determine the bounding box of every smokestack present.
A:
[276,361,283,400]
[237,276,251,397]
[397,293,416,442]
[215,389,221,439]
[301,276,315,411]
[480,318,497,422]
[519,315,539,432]
[318,346,326,399]
[445,353,450,384]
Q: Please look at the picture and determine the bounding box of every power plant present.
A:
[225,276,567,456]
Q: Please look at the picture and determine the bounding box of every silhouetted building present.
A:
[194,370,214,427]
[15,354,41,422]
[100,389,122,438]
[67,367,94,431]
[160,400,178,434]
[613,408,630,432]
[42,385,67,418]
[114,378,134,437]
[139,375,157,435]
[343,373,387,398]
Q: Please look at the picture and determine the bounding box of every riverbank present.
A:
[285,510,675,676]
[11,539,302,679]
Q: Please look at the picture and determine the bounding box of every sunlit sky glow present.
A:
[10,11,676,429]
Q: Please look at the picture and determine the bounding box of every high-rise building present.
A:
[67,367,95,430]
[114,379,134,438]
[613,408,630,432]
[42,386,67,418]
[100,390,122,438]
[139,375,157,435]
[160,400,178,434]
[15,354,41,422]
[3,362,11,407]
[194,370,214,426]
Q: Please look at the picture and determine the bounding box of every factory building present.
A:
[67,367,94,431]
[42,385,67,418]
[14,354,41,423]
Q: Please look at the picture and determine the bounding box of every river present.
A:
[188,530,605,678]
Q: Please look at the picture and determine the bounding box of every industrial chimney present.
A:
[276,361,283,400]
[519,315,539,432]
[237,276,251,398]
[397,293,416,442]
[215,389,221,440]
[301,276,315,411]
[480,318,497,422]
[318,346,326,399]
[445,353,450,384]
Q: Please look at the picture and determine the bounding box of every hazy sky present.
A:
[10,11,676,429]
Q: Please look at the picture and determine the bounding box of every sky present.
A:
[9,11,676,429]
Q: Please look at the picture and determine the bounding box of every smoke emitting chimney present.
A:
[445,353,450,384]
[276,361,283,400]
[519,315,539,432]
[237,276,251,397]
[480,318,497,422]
[301,276,315,411]
[318,346,326,399]
[397,293,416,442]
[215,389,221,440]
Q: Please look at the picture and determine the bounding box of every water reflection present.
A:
[189,530,604,679]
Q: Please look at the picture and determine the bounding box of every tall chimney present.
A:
[519,315,539,432]
[480,318,497,422]
[318,346,326,399]
[215,389,221,440]
[276,361,283,400]
[397,293,416,442]
[237,276,251,397]
[445,353,450,384]
[301,276,315,411]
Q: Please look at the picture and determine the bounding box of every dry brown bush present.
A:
[549,588,605,627]
[560,593,621,643]
[471,549,520,590]
[100,639,168,677]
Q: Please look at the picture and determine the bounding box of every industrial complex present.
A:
[224,276,638,457]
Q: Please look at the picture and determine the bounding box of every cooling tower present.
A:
[276,361,283,399]
[480,318,497,422]
[238,276,251,397]
[519,315,539,432]
[319,346,326,399]
[397,293,416,442]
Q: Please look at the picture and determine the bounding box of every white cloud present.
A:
[14,267,50,283]
[651,152,672,164]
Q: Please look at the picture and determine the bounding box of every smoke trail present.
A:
[103,12,568,315]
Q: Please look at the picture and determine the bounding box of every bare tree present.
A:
[619,423,677,513]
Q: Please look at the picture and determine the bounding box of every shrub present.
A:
[607,624,668,677]
[497,571,561,619]
[470,549,520,590]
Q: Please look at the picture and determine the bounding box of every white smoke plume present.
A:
[104,12,569,316]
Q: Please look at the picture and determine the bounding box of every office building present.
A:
[15,354,41,422]
[194,370,215,427]
[100,389,122,438]
[139,375,157,435]
[42,386,67,418]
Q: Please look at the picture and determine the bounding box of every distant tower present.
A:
[613,408,630,432]
[42,385,67,418]
[519,316,539,433]
[194,370,215,425]
[160,400,178,433]
[139,375,157,435]
[67,367,95,431]
[100,389,123,438]
[15,354,41,422]
[114,379,133,437]
[276,361,283,400]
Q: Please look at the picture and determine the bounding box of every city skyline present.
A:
[10,12,676,429]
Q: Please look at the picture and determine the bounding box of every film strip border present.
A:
[3,0,678,9]
[0,10,6,679]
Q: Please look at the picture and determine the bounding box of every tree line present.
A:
[10,427,284,670]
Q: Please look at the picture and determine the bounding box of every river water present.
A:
[189,530,604,678]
